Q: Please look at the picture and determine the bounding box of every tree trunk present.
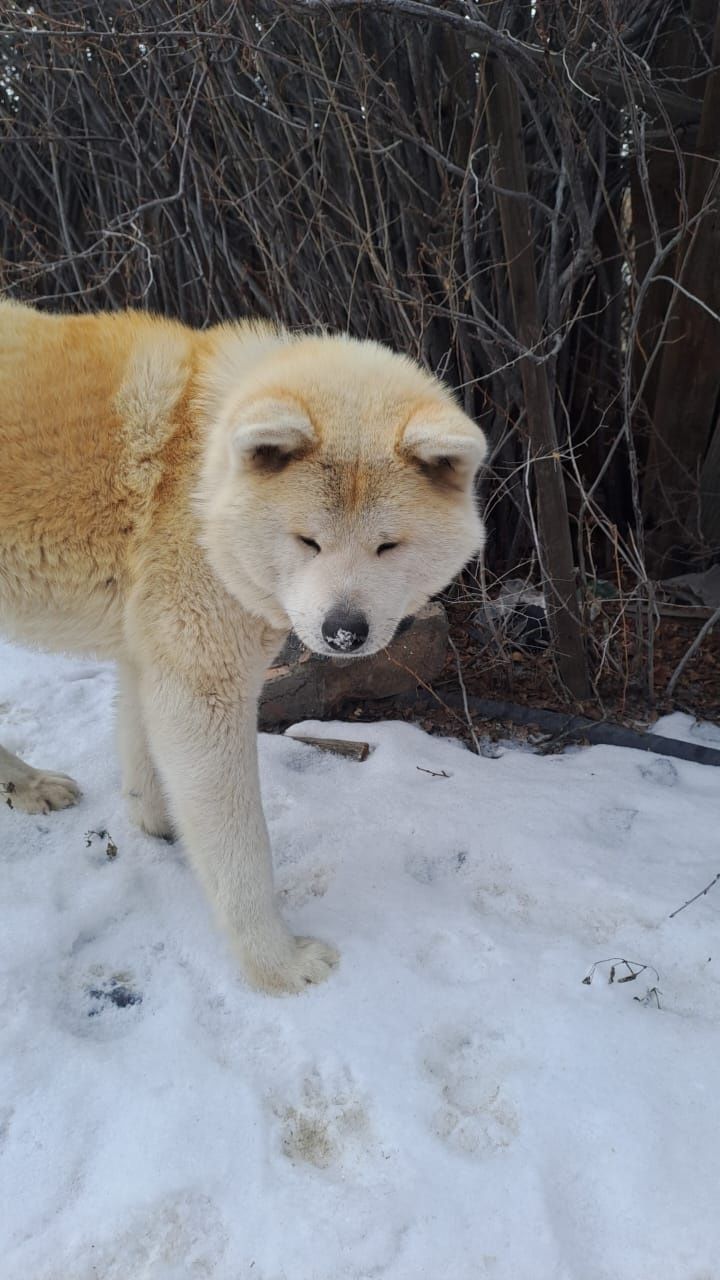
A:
[642,5,720,572]
[483,56,589,701]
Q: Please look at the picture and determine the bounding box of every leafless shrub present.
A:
[1,1,717,702]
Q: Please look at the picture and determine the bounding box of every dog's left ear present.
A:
[402,413,486,488]
[231,398,316,471]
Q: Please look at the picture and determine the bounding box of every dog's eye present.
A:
[298,535,321,553]
[376,542,400,556]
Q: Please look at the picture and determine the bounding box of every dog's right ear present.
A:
[231,399,315,472]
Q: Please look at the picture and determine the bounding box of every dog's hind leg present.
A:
[0,743,81,814]
[116,660,174,840]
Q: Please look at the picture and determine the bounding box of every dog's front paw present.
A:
[241,934,340,995]
[3,769,81,815]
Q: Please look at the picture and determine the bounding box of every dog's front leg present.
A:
[139,664,339,994]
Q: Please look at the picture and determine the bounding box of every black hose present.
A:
[409,692,720,768]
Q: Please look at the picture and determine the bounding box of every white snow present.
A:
[651,710,720,750]
[327,627,356,652]
[1,639,719,1280]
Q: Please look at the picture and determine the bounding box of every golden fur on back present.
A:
[2,304,210,653]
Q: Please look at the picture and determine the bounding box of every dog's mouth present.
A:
[394,615,415,637]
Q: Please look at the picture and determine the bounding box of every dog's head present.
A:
[198,334,486,656]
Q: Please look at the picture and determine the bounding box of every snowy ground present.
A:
[1,640,719,1280]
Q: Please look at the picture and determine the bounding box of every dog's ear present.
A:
[402,413,486,489]
[231,399,315,472]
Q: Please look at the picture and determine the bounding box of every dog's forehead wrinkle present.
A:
[319,454,405,510]
[303,491,404,547]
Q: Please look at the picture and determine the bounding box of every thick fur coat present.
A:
[0,303,485,992]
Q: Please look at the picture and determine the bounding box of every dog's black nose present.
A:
[322,608,369,652]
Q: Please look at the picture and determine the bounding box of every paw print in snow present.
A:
[278,863,333,909]
[422,1026,519,1157]
[57,963,144,1041]
[273,1065,370,1170]
[472,860,536,925]
[87,972,142,1015]
[638,757,678,787]
[404,848,469,885]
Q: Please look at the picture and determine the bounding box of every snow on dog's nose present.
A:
[321,607,369,653]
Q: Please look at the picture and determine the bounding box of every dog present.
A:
[0,302,486,993]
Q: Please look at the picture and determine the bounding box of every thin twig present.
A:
[666,604,720,698]
[448,633,499,758]
[668,872,720,919]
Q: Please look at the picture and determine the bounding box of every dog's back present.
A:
[0,304,196,654]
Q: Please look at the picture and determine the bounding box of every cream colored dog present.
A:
[0,302,485,993]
